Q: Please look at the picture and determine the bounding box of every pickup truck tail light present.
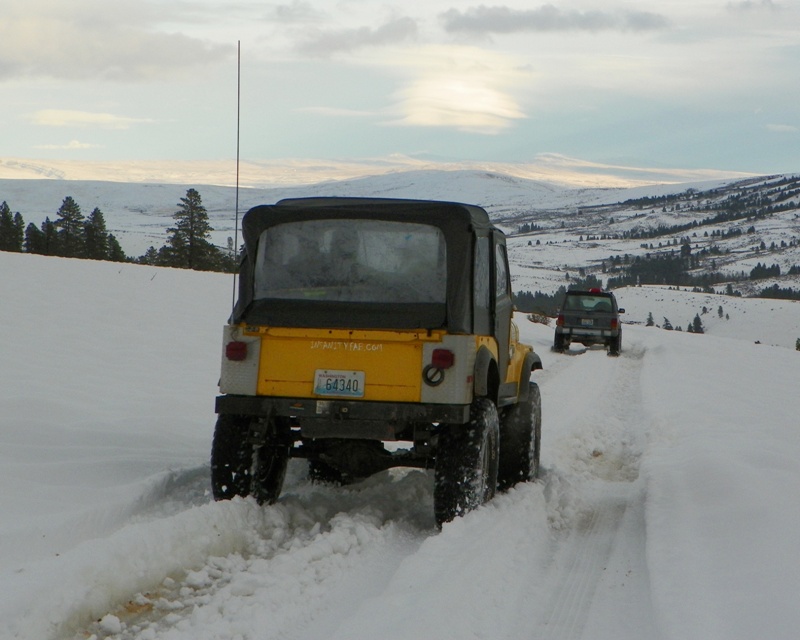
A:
[556,314,564,327]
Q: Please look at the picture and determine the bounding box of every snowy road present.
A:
[3,253,800,640]
[66,328,660,640]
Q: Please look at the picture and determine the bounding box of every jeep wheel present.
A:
[211,414,254,500]
[498,382,542,490]
[211,414,289,504]
[553,333,566,352]
[608,334,621,356]
[434,397,500,527]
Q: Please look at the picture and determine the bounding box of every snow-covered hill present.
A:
[3,170,799,301]
[1,246,800,640]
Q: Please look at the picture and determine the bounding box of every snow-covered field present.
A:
[2,247,800,640]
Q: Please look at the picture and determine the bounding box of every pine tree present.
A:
[692,313,704,334]
[163,189,219,270]
[646,312,655,327]
[24,222,46,254]
[42,217,59,255]
[0,202,23,251]
[663,317,673,331]
[107,234,126,262]
[54,196,85,257]
[84,207,110,260]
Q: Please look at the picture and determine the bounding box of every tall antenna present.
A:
[232,40,241,315]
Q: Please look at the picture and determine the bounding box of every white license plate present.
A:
[314,369,365,398]
[581,318,594,326]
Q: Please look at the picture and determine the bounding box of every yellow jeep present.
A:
[213,197,542,526]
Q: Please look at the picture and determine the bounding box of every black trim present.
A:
[216,394,471,425]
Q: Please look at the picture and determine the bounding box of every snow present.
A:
[2,211,800,638]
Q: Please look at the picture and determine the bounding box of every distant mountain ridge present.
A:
[2,169,799,300]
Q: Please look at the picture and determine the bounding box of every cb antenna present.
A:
[232,40,241,315]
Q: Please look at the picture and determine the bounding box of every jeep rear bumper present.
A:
[215,394,471,440]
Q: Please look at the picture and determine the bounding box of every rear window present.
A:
[254,219,447,304]
[563,294,614,313]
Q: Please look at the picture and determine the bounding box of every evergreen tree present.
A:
[107,234,127,262]
[42,217,59,255]
[796,338,800,352]
[84,207,110,260]
[692,313,704,334]
[646,312,655,327]
[24,222,46,254]
[163,189,219,270]
[0,202,24,251]
[54,196,85,257]
[663,317,673,331]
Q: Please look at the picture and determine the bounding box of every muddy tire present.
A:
[434,397,500,527]
[498,382,542,490]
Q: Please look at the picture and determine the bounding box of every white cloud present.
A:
[382,46,527,134]
[29,110,155,130]
[766,123,799,133]
[0,0,232,81]
[295,17,418,56]
[34,139,103,150]
[439,4,670,35]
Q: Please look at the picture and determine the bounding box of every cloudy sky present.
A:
[2,0,798,178]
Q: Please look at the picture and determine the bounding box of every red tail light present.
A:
[225,341,248,361]
[611,318,619,330]
[431,348,455,369]
[556,314,564,326]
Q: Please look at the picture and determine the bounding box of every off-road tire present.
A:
[498,382,542,490]
[608,333,621,356]
[434,397,500,527]
[211,414,289,504]
[211,414,254,500]
[553,333,566,352]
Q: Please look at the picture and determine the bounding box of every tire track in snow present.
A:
[67,467,435,640]
[529,339,659,640]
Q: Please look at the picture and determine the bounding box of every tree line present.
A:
[0,189,235,272]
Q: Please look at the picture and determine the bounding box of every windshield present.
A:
[254,219,447,304]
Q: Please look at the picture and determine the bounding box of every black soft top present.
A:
[233,197,500,331]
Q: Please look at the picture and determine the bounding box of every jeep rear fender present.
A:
[473,345,499,401]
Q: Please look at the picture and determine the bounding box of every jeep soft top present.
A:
[213,197,542,526]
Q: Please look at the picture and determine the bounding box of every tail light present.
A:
[225,340,248,361]
[610,318,619,330]
[431,348,455,369]
[556,314,564,326]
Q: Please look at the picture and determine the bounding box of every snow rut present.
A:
[66,468,433,640]
[531,341,659,640]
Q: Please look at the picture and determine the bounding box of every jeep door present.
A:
[493,234,513,383]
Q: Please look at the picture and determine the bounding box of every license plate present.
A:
[581,318,594,326]
[314,369,365,398]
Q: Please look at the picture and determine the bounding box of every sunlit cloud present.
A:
[29,110,155,129]
[384,46,527,134]
[34,139,103,150]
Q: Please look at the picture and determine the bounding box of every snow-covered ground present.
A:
[2,248,800,640]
